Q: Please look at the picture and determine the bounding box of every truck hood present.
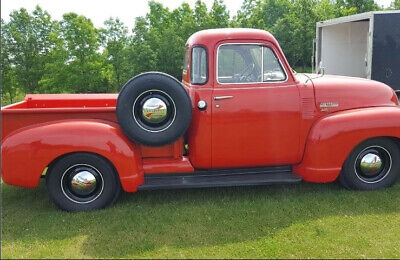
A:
[303,74,398,113]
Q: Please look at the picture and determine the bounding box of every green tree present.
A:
[260,0,293,29]
[129,17,157,75]
[235,0,260,27]
[209,0,230,27]
[1,20,18,104]
[39,21,71,93]
[235,0,292,29]
[62,13,102,92]
[391,0,400,9]
[273,0,317,68]
[315,0,336,21]
[52,13,110,93]
[171,3,196,41]
[131,1,188,79]
[335,0,380,16]
[194,0,211,29]
[100,18,130,90]
[6,6,53,94]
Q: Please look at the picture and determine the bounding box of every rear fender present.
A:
[293,107,400,182]
[1,119,143,192]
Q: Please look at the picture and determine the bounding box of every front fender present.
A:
[293,107,400,183]
[1,119,143,192]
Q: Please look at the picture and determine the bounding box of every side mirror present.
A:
[319,67,325,75]
[318,61,325,75]
[305,65,325,85]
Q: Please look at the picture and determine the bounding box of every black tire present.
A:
[46,153,121,212]
[340,138,400,190]
[117,72,192,146]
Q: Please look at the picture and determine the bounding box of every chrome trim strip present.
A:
[214,96,234,100]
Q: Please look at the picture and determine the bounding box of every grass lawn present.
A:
[2,180,400,259]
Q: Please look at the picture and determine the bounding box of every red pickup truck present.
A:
[2,28,400,211]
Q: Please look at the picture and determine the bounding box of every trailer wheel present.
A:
[117,72,192,146]
[340,138,400,190]
[46,153,121,212]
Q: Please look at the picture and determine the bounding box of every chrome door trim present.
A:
[214,96,234,100]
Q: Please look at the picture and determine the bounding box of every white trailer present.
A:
[315,11,400,91]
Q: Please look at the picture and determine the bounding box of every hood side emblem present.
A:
[320,102,339,111]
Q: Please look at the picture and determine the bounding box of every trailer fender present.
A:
[1,119,143,192]
[293,107,400,183]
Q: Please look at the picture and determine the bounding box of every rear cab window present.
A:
[191,46,208,85]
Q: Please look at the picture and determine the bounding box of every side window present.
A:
[217,44,286,84]
[218,44,261,84]
[262,47,286,81]
[191,46,207,84]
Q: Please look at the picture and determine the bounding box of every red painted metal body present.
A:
[293,107,400,182]
[1,94,185,191]
[2,28,400,192]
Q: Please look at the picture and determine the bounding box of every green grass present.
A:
[2,180,400,259]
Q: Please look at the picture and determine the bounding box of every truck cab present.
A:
[183,29,304,170]
[2,28,400,211]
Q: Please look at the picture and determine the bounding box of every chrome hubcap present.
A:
[354,146,392,184]
[70,170,97,196]
[133,89,176,133]
[142,97,168,123]
[359,153,383,175]
[61,164,104,204]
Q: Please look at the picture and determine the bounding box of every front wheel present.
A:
[340,138,400,190]
[46,153,121,211]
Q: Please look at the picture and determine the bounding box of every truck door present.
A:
[211,42,301,168]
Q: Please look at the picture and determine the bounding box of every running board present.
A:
[138,166,302,190]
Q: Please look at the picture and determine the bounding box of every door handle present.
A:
[214,96,233,101]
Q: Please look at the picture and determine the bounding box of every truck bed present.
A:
[1,94,118,140]
[1,94,183,160]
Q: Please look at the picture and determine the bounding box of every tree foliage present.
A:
[100,18,131,91]
[5,6,53,94]
[391,0,400,9]
[1,0,385,104]
[1,19,18,104]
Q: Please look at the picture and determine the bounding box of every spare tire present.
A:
[116,72,192,146]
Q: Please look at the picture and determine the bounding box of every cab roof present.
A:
[186,28,280,47]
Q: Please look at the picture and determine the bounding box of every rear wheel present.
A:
[340,138,400,190]
[46,153,121,211]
